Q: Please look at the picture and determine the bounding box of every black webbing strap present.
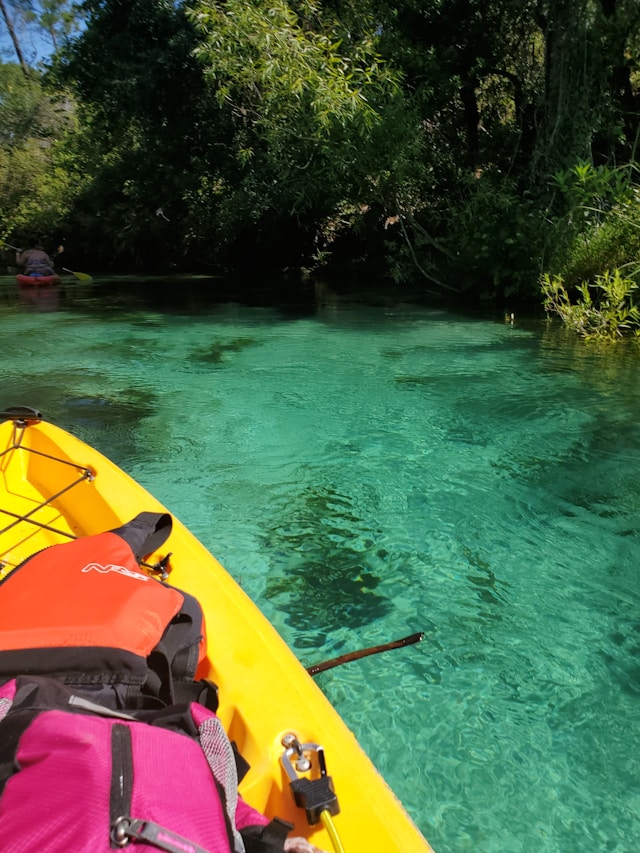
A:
[109,512,172,562]
[241,817,294,853]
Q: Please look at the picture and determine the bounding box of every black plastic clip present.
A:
[281,734,340,825]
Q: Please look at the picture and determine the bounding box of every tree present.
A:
[187,0,408,266]
[51,0,230,269]
[0,0,83,73]
[52,0,414,270]
[531,0,640,177]
[38,0,82,52]
[0,0,31,74]
[0,60,79,243]
[7,0,640,299]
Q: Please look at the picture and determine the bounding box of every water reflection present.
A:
[17,282,60,313]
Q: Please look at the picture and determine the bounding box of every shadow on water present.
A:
[1,273,323,320]
[191,337,259,365]
[0,376,156,467]
[603,622,640,697]
[463,546,511,608]
[261,485,391,646]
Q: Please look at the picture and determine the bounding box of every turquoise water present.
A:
[1,276,639,852]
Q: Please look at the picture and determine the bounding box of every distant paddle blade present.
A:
[62,267,92,282]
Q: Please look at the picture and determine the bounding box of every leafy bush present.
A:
[0,63,81,245]
[541,269,640,340]
[540,162,640,337]
[441,170,549,301]
[558,204,640,288]
[546,162,640,287]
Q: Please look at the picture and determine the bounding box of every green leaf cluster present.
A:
[187,0,405,226]
[542,269,640,340]
[539,159,640,337]
[0,61,81,243]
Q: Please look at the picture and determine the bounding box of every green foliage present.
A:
[4,0,640,298]
[188,0,403,218]
[541,269,640,340]
[425,170,549,301]
[550,161,635,232]
[52,0,227,268]
[558,205,640,289]
[0,61,81,243]
[539,161,640,335]
[0,62,45,144]
[545,161,640,289]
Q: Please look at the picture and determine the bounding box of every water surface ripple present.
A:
[1,278,639,852]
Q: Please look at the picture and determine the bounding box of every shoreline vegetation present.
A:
[1,0,640,339]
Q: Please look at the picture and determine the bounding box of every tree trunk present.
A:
[0,0,30,77]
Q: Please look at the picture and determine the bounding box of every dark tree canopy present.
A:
[1,0,639,301]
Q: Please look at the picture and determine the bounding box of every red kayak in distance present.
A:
[16,274,61,286]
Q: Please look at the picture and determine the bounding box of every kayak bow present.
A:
[0,408,433,853]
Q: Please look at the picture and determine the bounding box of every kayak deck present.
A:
[0,410,433,853]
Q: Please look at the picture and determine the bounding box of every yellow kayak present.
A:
[0,408,433,853]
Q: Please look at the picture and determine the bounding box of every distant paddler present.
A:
[15,239,63,278]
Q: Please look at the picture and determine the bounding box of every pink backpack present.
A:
[0,678,291,853]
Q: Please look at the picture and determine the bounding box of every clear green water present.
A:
[1,277,639,852]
